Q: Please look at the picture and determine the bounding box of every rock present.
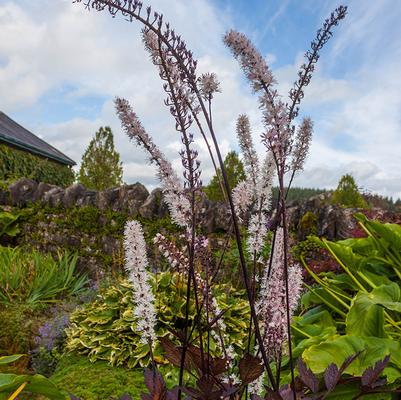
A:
[43,187,65,208]
[288,192,355,240]
[119,183,149,215]
[76,190,97,207]
[139,188,168,219]
[97,187,121,211]
[63,183,87,208]
[34,182,56,203]
[101,235,120,255]
[9,178,38,206]
[317,205,347,240]
[202,200,231,233]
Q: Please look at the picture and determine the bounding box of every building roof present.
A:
[0,111,75,166]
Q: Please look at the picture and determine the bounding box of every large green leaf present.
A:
[346,293,385,337]
[323,240,364,274]
[0,373,68,399]
[302,335,401,376]
[346,283,401,336]
[0,354,24,365]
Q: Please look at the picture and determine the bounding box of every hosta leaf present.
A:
[0,355,24,365]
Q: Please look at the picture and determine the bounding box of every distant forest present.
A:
[271,186,400,210]
[271,187,327,204]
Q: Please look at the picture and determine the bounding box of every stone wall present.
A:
[2,178,388,277]
[1,178,231,232]
[0,178,231,277]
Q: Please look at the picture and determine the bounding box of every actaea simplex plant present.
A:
[75,1,347,398]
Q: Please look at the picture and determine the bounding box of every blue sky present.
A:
[0,0,400,198]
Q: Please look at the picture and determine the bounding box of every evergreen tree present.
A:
[205,151,246,201]
[78,126,123,191]
[331,173,367,208]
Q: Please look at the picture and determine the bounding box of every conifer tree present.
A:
[205,151,245,201]
[78,126,123,191]
[332,173,367,208]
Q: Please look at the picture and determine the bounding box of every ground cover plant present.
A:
[65,272,250,368]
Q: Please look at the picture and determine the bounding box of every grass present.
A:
[0,246,87,307]
[50,354,146,400]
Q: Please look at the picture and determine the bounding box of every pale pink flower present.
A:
[199,72,221,99]
[257,228,303,361]
[291,117,313,172]
[224,30,274,92]
[153,233,188,271]
[236,114,259,187]
[232,180,254,220]
[115,97,191,227]
[124,220,157,345]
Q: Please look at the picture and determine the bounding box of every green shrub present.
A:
[50,354,145,400]
[0,143,74,187]
[297,211,318,238]
[66,271,250,369]
[0,247,88,307]
[331,173,367,208]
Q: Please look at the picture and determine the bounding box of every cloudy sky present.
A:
[0,0,400,199]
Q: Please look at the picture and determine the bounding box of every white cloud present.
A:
[0,0,400,199]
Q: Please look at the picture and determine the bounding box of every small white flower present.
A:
[124,220,157,345]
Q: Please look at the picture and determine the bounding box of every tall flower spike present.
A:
[224,30,275,92]
[288,5,348,120]
[153,233,188,272]
[236,114,259,188]
[124,220,157,345]
[224,31,291,169]
[257,228,303,361]
[291,117,313,173]
[246,153,275,255]
[232,179,254,221]
[142,28,202,191]
[115,97,191,228]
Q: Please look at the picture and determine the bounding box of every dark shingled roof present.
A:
[0,111,75,166]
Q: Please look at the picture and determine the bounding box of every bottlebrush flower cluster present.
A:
[233,113,276,256]
[257,228,303,361]
[124,220,157,345]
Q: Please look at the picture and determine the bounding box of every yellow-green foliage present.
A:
[331,174,367,208]
[298,211,318,237]
[0,143,74,187]
[50,354,145,400]
[66,272,250,368]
